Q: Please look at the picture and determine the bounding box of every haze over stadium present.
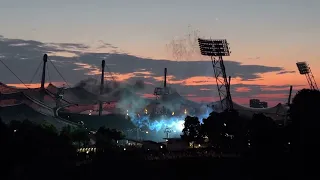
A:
[1,1,319,106]
[1,2,320,178]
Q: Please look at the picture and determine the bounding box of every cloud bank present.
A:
[0,35,301,106]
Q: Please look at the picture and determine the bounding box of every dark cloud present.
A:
[276,70,296,75]
[50,43,90,50]
[248,57,260,60]
[97,40,118,49]
[0,36,293,105]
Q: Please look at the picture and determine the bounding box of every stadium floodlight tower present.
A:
[198,38,233,111]
[296,62,318,90]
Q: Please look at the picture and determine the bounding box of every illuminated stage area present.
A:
[123,108,211,141]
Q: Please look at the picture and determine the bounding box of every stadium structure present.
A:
[0,54,136,131]
[0,53,291,139]
[137,68,208,119]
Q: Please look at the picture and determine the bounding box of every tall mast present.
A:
[287,85,293,105]
[99,60,105,116]
[40,54,48,90]
[164,68,167,88]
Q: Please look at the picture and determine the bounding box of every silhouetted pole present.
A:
[287,86,293,105]
[164,68,167,88]
[284,85,293,126]
[98,60,105,116]
[40,54,48,90]
[136,128,140,140]
[227,76,233,110]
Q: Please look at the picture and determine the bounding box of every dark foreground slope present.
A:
[59,112,136,130]
[73,155,295,180]
[0,104,76,129]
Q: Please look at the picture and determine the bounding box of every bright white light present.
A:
[160,146,163,148]
[146,131,149,134]
[175,120,184,131]
[124,148,126,151]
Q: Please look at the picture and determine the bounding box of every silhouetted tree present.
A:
[202,112,224,150]
[72,128,90,148]
[248,113,277,155]
[41,122,58,134]
[289,89,320,175]
[95,126,124,149]
[222,110,247,153]
[202,110,246,153]
[60,125,73,140]
[109,129,125,143]
[181,116,202,148]
[3,119,76,179]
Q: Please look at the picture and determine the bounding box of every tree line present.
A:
[181,88,320,176]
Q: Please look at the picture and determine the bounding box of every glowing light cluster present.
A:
[127,107,211,133]
[130,114,185,132]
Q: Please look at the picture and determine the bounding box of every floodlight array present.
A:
[296,62,310,75]
[198,38,230,56]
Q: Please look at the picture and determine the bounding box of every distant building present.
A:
[249,99,268,108]
[259,101,268,108]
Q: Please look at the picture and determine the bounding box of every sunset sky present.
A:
[0,0,319,106]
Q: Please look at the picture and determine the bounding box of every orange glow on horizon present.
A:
[7,82,66,88]
[235,87,251,92]
[142,93,154,98]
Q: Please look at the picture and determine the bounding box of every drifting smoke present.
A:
[74,78,213,135]
[75,78,142,95]
[74,78,115,94]
[115,80,148,117]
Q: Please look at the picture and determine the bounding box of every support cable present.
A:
[95,66,101,85]
[29,61,43,84]
[0,59,30,89]
[105,64,117,84]
[46,63,51,83]
[48,57,70,88]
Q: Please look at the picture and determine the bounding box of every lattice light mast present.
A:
[296,62,318,90]
[198,38,233,111]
